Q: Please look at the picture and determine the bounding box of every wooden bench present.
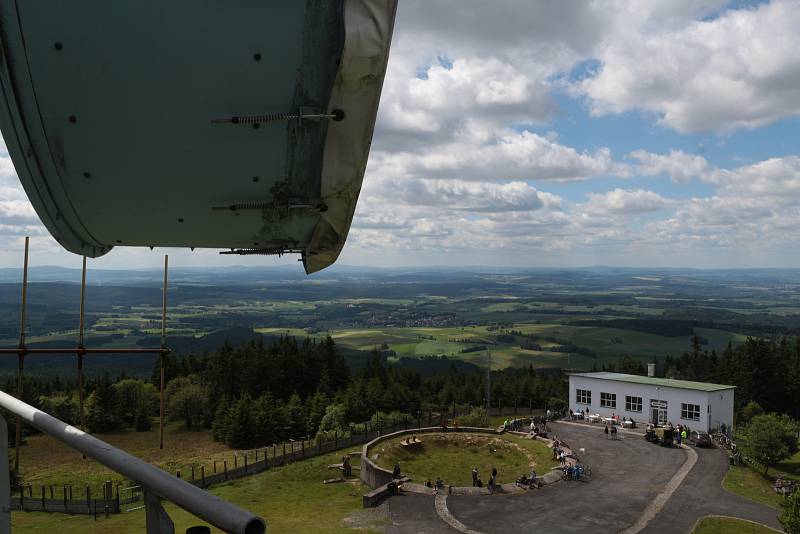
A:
[362,476,411,508]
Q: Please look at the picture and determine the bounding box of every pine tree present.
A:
[226,395,255,448]
[134,401,151,432]
[87,373,120,433]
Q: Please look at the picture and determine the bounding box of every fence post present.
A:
[85,485,90,510]
[19,485,23,510]
[176,470,181,479]
[334,431,338,449]
[41,486,45,511]
[234,456,238,469]
[302,441,305,457]
[201,465,205,486]
[404,415,408,430]
[282,442,286,461]
[244,454,248,472]
[63,485,67,510]
[255,449,258,463]
[223,460,227,480]
[191,465,195,481]
[213,460,217,474]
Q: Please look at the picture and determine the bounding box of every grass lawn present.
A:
[692,516,779,533]
[722,464,786,509]
[13,448,376,534]
[371,432,557,487]
[15,423,239,490]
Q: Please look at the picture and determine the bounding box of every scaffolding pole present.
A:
[14,236,29,471]
[78,256,87,458]
[159,255,168,450]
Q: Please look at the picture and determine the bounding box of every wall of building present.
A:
[707,388,735,432]
[569,375,732,432]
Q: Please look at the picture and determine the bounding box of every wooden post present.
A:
[244,454,248,471]
[159,255,168,450]
[191,465,195,480]
[234,455,237,469]
[14,237,29,471]
[223,460,227,479]
[213,460,217,473]
[41,486,45,510]
[201,465,205,486]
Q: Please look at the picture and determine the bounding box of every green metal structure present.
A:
[0,0,397,273]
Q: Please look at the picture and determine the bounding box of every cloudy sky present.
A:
[3,0,800,270]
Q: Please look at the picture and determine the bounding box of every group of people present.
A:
[515,468,540,489]
[603,424,619,439]
[552,436,569,465]
[502,418,524,432]
[471,466,499,492]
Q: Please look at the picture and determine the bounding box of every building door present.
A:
[650,399,667,426]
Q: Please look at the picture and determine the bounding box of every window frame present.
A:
[681,402,701,421]
[600,391,616,409]
[575,388,592,405]
[625,395,642,413]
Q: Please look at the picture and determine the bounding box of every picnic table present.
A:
[587,414,601,423]
[571,412,584,419]
[622,420,634,428]
[400,437,422,448]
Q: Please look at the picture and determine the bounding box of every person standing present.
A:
[604,425,609,439]
[472,467,479,487]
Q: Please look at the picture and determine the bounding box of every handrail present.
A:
[0,390,266,534]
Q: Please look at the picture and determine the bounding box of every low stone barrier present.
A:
[362,476,410,508]
[360,426,499,490]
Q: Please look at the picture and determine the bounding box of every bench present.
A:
[362,476,411,508]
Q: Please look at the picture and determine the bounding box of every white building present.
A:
[568,371,735,432]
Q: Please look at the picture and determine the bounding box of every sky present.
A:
[2,0,800,271]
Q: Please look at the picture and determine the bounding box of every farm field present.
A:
[1,265,798,376]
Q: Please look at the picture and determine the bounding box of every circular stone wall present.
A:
[371,432,553,487]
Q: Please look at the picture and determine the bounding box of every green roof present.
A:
[570,372,735,392]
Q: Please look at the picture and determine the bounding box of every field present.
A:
[1,266,798,377]
[12,448,375,534]
[15,423,236,490]
[722,450,800,509]
[372,432,557,486]
[692,516,780,533]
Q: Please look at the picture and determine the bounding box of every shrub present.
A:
[457,406,489,428]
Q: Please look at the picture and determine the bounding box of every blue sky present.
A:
[1,0,799,271]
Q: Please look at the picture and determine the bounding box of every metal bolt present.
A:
[54,42,63,51]
[68,115,77,123]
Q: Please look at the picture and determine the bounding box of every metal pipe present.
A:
[14,236,29,471]
[0,390,266,534]
[0,348,170,354]
[160,255,168,450]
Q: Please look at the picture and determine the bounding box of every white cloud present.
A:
[583,189,675,215]
[628,150,709,182]
[577,0,800,133]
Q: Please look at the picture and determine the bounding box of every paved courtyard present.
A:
[383,421,783,533]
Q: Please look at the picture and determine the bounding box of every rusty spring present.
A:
[219,248,302,256]
[212,109,344,124]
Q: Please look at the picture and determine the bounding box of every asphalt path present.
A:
[385,421,783,533]
[640,444,782,533]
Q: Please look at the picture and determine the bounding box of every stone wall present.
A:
[360,426,499,489]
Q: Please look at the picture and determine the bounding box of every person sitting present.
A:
[529,468,540,488]
[425,479,433,488]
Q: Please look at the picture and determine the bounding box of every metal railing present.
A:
[0,391,266,534]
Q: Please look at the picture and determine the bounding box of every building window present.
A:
[600,392,616,408]
[625,395,642,412]
[576,389,591,404]
[681,403,700,421]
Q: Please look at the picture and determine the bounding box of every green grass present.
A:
[692,516,779,533]
[12,449,375,534]
[371,432,556,486]
[722,464,786,509]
